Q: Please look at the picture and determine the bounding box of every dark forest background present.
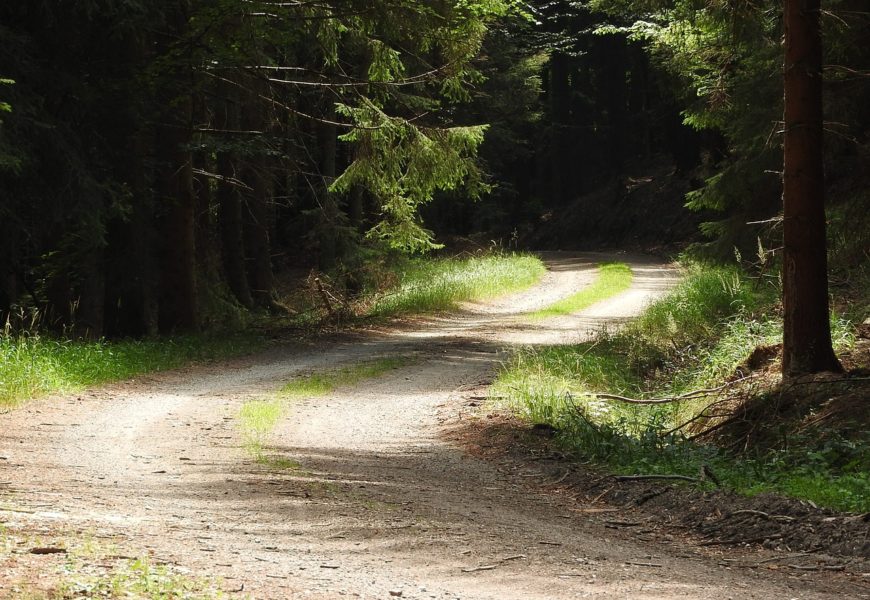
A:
[1,0,867,339]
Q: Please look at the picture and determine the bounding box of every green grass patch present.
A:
[2,528,224,599]
[363,253,546,317]
[279,356,410,398]
[51,556,224,599]
[494,263,868,512]
[528,262,632,319]
[238,398,286,459]
[239,357,410,463]
[0,332,263,407]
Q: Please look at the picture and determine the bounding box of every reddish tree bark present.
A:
[781,0,842,376]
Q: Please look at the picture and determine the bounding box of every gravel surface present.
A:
[1,251,864,599]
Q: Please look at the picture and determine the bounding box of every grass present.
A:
[279,357,410,398]
[528,262,633,319]
[2,252,543,408]
[238,357,410,463]
[1,526,225,599]
[494,263,869,512]
[0,332,263,408]
[363,253,546,317]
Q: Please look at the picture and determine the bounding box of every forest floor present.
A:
[1,252,867,599]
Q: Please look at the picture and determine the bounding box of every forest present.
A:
[0,0,869,597]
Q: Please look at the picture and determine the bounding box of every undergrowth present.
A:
[494,263,868,512]
[0,332,262,407]
[358,252,545,317]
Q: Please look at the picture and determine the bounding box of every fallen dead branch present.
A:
[700,533,782,547]
[722,509,795,522]
[30,547,67,555]
[586,377,753,406]
[613,474,701,483]
[499,554,527,562]
[462,564,497,573]
[787,564,846,572]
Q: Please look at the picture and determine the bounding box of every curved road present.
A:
[0,253,854,598]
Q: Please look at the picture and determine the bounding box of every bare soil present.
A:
[1,252,868,599]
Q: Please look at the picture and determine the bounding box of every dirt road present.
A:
[0,252,862,599]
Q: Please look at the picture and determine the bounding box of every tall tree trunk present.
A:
[549,51,571,208]
[317,116,340,270]
[156,1,198,333]
[240,85,274,308]
[157,95,199,332]
[73,249,105,339]
[215,86,254,309]
[600,34,628,173]
[781,0,842,375]
[218,166,254,310]
[243,165,274,308]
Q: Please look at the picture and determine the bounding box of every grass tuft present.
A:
[3,529,224,599]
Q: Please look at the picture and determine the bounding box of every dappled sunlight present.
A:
[1,254,809,600]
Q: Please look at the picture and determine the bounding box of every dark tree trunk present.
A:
[157,97,199,332]
[215,88,254,309]
[243,165,274,308]
[218,164,254,310]
[240,87,274,308]
[317,117,340,270]
[600,34,628,173]
[549,51,572,207]
[72,249,105,339]
[155,1,198,333]
[781,0,842,376]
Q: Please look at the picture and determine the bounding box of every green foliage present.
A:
[0,331,263,407]
[334,101,489,252]
[0,77,11,114]
[495,264,867,511]
[362,252,546,317]
[530,263,632,319]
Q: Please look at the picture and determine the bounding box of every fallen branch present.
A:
[661,398,734,437]
[30,547,67,555]
[588,377,753,406]
[499,554,526,562]
[614,474,700,483]
[462,564,497,573]
[788,564,845,572]
[313,278,334,317]
[700,533,782,547]
[604,520,643,527]
[724,509,795,522]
